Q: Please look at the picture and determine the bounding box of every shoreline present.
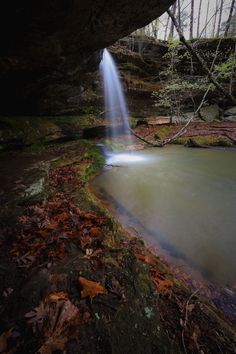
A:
[0,140,235,353]
[91,176,236,326]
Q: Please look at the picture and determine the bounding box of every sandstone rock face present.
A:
[0,0,173,115]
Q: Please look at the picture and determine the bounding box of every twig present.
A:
[181,289,199,354]
[224,133,236,143]
[129,128,164,147]
[104,164,123,168]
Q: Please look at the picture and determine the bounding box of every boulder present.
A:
[200,104,220,121]
[223,106,236,121]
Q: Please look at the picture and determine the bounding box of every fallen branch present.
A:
[224,133,236,143]
[104,164,123,168]
[181,289,199,354]
[129,128,164,147]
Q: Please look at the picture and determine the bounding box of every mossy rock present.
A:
[173,135,233,147]
[0,115,106,151]
[155,126,173,140]
[119,62,147,76]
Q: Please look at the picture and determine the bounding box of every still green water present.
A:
[94,146,236,284]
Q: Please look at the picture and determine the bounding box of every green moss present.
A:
[188,37,235,43]
[83,143,105,181]
[0,115,106,151]
[119,62,146,75]
[195,136,232,146]
[103,139,126,151]
[173,135,233,147]
[155,126,173,140]
[172,137,190,145]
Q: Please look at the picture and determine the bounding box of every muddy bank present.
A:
[0,141,235,353]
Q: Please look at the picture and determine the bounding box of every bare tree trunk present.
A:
[204,0,210,38]
[229,42,236,95]
[197,0,203,37]
[224,0,236,37]
[217,0,224,37]
[178,0,181,30]
[167,8,236,105]
[169,1,177,40]
[190,0,194,39]
[152,19,159,39]
[164,14,170,41]
[212,0,219,37]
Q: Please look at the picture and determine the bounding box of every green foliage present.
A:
[80,106,100,115]
[153,80,212,115]
[213,54,236,80]
[152,40,221,117]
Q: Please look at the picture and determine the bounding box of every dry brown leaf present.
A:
[38,336,68,354]
[0,328,13,352]
[48,274,66,282]
[152,278,173,296]
[137,254,156,267]
[47,291,68,303]
[24,301,47,332]
[39,299,80,354]
[79,276,107,298]
[18,215,30,224]
[43,221,58,230]
[89,227,103,238]
[25,293,80,353]
[54,212,70,223]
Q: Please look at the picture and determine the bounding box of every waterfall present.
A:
[100,49,132,144]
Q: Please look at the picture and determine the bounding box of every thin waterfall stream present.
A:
[100,49,133,146]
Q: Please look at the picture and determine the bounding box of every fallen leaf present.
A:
[0,328,13,352]
[24,301,46,332]
[137,254,156,267]
[25,292,81,354]
[152,277,173,297]
[79,276,107,298]
[38,336,68,354]
[54,212,69,223]
[47,291,68,302]
[89,227,103,238]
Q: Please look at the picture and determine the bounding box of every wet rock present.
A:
[223,106,236,121]
[24,177,45,198]
[200,104,220,121]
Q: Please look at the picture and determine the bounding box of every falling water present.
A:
[100,49,132,144]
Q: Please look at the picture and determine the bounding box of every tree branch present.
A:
[167,9,236,105]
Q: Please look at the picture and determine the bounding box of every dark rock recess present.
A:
[0,0,174,115]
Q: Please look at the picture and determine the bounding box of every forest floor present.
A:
[0,139,236,354]
[133,120,236,148]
